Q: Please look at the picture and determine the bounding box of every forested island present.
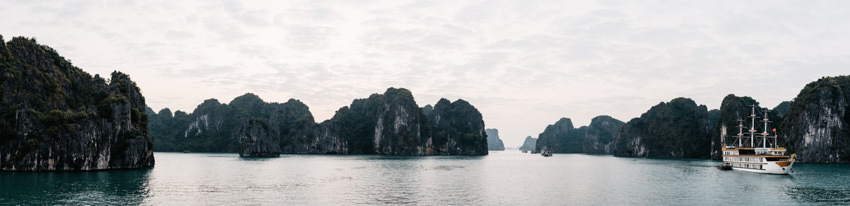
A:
[0,36,154,171]
[534,116,623,154]
[148,88,490,156]
[534,75,850,163]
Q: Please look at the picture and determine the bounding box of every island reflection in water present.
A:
[0,168,150,205]
[1,152,849,205]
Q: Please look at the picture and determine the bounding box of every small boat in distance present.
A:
[541,150,552,157]
[721,105,795,174]
[717,162,732,170]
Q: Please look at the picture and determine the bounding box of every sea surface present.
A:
[1,151,849,205]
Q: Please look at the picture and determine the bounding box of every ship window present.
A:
[765,157,784,161]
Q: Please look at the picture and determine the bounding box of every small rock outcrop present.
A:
[0,36,154,171]
[238,119,280,157]
[486,128,505,151]
[612,98,715,158]
[518,136,537,152]
[781,76,850,163]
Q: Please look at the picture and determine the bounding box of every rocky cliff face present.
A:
[485,129,505,151]
[582,116,625,154]
[0,36,154,171]
[425,98,488,155]
[534,116,623,154]
[534,118,579,153]
[772,101,792,120]
[328,88,430,155]
[148,94,327,154]
[612,98,715,158]
[781,76,850,163]
[518,136,536,152]
[274,99,323,153]
[238,119,280,157]
[150,88,488,156]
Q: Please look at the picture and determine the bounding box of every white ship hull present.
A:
[729,161,794,175]
[721,147,796,175]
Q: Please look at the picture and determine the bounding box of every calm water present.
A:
[1,151,849,205]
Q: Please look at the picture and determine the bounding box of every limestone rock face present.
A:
[712,94,769,160]
[369,88,428,155]
[327,88,429,155]
[582,116,625,154]
[148,95,327,153]
[150,88,488,156]
[518,136,537,152]
[0,36,154,171]
[238,119,280,157]
[533,116,623,154]
[534,118,581,153]
[486,129,505,151]
[772,101,792,121]
[612,98,715,158]
[425,98,488,155]
[781,76,850,163]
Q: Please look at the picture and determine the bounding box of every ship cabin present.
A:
[722,147,792,165]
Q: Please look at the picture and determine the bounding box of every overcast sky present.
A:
[2,0,849,147]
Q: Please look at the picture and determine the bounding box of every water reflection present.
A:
[785,164,850,204]
[4,152,850,205]
[0,169,152,205]
[238,156,278,161]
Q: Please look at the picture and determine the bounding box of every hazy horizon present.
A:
[3,0,849,147]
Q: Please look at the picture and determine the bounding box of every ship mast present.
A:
[749,105,756,148]
[761,110,768,148]
[737,118,744,147]
[761,109,771,148]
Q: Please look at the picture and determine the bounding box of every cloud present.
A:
[3,0,850,146]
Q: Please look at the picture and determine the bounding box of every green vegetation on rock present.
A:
[711,94,779,159]
[0,35,153,171]
[612,98,715,158]
[780,75,850,163]
[150,88,488,155]
[533,116,623,154]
